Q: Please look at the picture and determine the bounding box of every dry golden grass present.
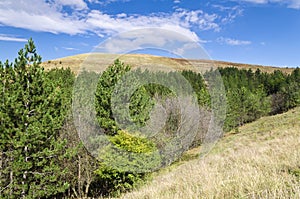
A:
[41,53,294,75]
[118,107,300,199]
[41,53,192,74]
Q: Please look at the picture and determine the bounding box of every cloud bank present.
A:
[0,0,233,42]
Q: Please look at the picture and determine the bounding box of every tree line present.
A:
[0,40,299,198]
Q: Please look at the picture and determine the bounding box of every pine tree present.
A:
[0,39,69,198]
[95,59,131,135]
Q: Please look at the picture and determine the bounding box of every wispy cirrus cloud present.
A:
[0,34,27,42]
[236,0,300,9]
[86,0,131,5]
[217,37,251,45]
[238,0,268,3]
[212,5,244,24]
[62,47,79,51]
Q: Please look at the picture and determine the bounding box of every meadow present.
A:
[120,107,300,199]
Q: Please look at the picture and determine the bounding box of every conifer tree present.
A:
[95,59,131,135]
[0,39,69,198]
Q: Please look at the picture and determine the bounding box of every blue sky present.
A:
[0,0,299,67]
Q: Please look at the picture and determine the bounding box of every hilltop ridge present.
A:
[42,53,295,74]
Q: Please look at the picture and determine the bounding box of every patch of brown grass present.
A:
[41,53,294,75]
[118,107,300,199]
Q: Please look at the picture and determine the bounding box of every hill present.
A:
[41,53,299,198]
[119,107,300,199]
[42,53,295,74]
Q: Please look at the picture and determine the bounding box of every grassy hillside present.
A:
[42,53,295,74]
[118,107,300,199]
[41,53,298,198]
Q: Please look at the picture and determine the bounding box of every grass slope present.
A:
[43,53,298,198]
[119,107,300,199]
[42,53,295,75]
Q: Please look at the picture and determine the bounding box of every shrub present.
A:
[98,130,161,173]
[94,130,161,196]
[94,163,148,197]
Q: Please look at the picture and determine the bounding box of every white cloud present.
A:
[240,0,268,3]
[94,28,211,60]
[237,0,300,9]
[217,37,251,45]
[0,0,88,34]
[174,0,181,3]
[0,34,27,42]
[260,41,266,45]
[97,28,197,53]
[287,0,300,8]
[63,47,79,50]
[0,0,224,43]
[0,1,247,59]
[216,6,243,24]
[85,9,220,40]
[86,0,100,3]
[87,0,131,5]
[54,0,88,10]
[116,13,127,18]
[173,8,220,31]
[89,9,220,33]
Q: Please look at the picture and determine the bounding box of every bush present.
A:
[94,130,160,196]
[98,130,161,173]
[94,163,148,197]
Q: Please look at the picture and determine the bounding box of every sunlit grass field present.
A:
[118,107,300,199]
[42,53,294,75]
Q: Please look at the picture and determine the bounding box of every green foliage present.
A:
[98,130,161,173]
[129,86,154,128]
[109,130,156,153]
[216,67,300,131]
[0,39,71,198]
[69,64,300,197]
[282,68,300,110]
[182,70,210,107]
[218,67,272,131]
[95,59,131,135]
[288,167,300,181]
[1,39,300,198]
[47,67,75,101]
[109,68,155,132]
[94,163,148,197]
[95,130,159,196]
[224,86,270,131]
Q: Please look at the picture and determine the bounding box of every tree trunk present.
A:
[78,155,81,197]
[0,151,2,187]
[9,169,13,197]
[22,145,28,198]
[22,76,30,198]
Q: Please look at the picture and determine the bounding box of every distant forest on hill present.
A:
[1,40,299,198]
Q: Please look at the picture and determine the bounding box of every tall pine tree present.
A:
[0,39,69,198]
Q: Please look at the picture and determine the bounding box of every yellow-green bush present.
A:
[109,130,156,153]
[94,130,161,196]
